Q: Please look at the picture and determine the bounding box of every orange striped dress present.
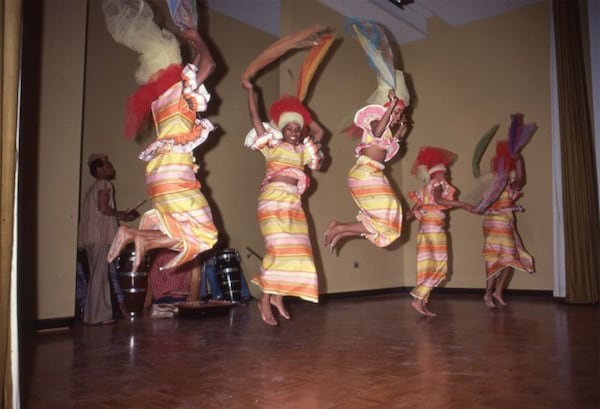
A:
[349,128,402,247]
[137,64,218,270]
[245,124,322,303]
[482,186,534,278]
[409,179,455,301]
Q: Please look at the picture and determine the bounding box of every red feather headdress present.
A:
[412,146,457,179]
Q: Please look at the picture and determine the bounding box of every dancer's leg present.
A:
[131,231,179,272]
[411,297,429,317]
[107,226,136,263]
[323,221,369,251]
[484,276,496,308]
[270,294,290,319]
[257,293,277,326]
[492,268,511,307]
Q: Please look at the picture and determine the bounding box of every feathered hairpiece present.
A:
[412,146,457,182]
[491,140,515,175]
[471,124,499,178]
[344,18,395,91]
[242,24,335,130]
[344,18,409,107]
[507,112,537,156]
[269,95,312,129]
[103,0,192,138]
[296,34,335,102]
[166,0,198,32]
[242,24,334,105]
[467,113,536,212]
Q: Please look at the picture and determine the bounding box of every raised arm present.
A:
[241,79,266,135]
[371,89,399,138]
[392,112,409,140]
[183,29,215,85]
[306,120,324,143]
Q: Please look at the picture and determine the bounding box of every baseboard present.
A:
[35,317,74,333]
[320,287,553,301]
[33,288,555,330]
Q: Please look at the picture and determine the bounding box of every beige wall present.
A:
[398,3,552,291]
[81,0,280,301]
[37,0,553,319]
[37,0,87,319]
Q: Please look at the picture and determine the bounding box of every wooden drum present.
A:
[214,248,243,303]
[115,244,151,317]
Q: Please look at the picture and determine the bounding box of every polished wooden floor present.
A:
[24,294,599,409]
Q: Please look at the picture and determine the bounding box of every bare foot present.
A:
[258,295,278,326]
[132,236,149,273]
[270,295,290,320]
[411,299,430,317]
[108,226,134,263]
[483,291,495,308]
[492,291,508,307]
[422,302,437,317]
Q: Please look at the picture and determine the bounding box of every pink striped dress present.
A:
[408,179,456,301]
[245,124,322,303]
[482,186,534,278]
[349,128,402,247]
[137,64,218,270]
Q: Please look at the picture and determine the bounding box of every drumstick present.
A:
[131,199,147,211]
[246,246,264,261]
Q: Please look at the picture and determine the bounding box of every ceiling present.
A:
[206,0,541,45]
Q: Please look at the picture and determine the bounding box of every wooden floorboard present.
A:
[24,294,599,409]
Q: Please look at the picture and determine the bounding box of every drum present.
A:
[115,244,151,317]
[214,248,243,303]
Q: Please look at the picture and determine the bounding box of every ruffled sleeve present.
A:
[244,122,283,151]
[354,129,399,162]
[181,63,210,112]
[302,137,324,170]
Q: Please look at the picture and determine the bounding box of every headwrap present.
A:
[269,95,312,130]
[411,146,457,182]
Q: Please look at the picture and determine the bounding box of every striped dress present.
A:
[350,128,402,247]
[245,124,322,303]
[137,64,218,270]
[482,186,534,278]
[408,179,456,301]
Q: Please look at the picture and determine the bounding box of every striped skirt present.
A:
[140,152,218,270]
[251,182,318,303]
[482,212,534,279]
[348,156,402,247]
[410,212,447,301]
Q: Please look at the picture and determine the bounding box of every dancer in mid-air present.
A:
[102,0,218,271]
[241,25,334,326]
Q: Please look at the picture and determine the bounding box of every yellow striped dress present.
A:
[137,64,218,270]
[245,124,322,303]
[350,128,402,247]
[482,186,534,279]
[408,179,456,301]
